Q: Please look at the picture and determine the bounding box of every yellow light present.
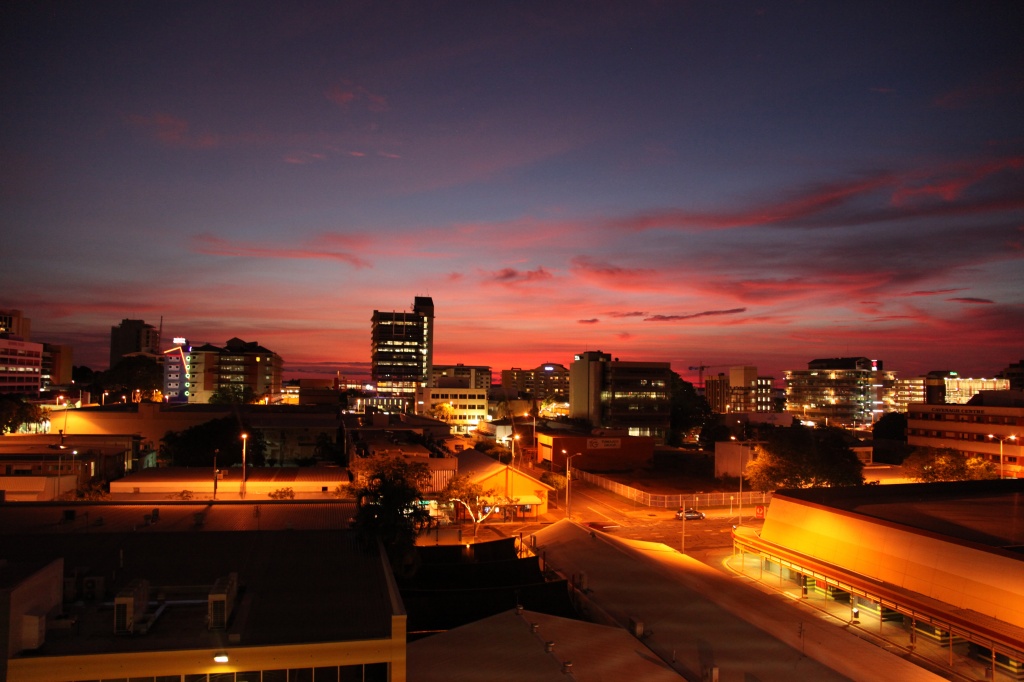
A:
[214,653,229,663]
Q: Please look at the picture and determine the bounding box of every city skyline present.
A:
[3,2,1023,382]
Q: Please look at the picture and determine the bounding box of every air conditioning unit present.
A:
[114,579,149,634]
[20,613,46,651]
[208,572,238,630]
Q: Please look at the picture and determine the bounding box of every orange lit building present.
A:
[733,481,1024,677]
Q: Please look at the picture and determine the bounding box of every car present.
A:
[675,508,705,521]
[586,520,620,531]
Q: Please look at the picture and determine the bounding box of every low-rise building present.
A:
[906,391,1024,479]
[414,386,488,434]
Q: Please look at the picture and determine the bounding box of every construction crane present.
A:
[688,362,736,390]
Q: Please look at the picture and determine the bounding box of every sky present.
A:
[3,1,1023,384]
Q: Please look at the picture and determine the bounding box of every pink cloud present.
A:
[578,318,600,324]
[325,81,390,112]
[606,174,895,232]
[891,157,1024,205]
[126,113,221,149]
[483,267,554,286]
[190,234,371,268]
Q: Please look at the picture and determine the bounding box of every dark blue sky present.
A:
[3,1,1022,380]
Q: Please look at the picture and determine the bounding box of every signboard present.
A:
[586,438,621,450]
[755,504,766,519]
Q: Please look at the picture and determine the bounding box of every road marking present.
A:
[586,506,619,522]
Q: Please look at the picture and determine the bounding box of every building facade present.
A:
[500,363,570,400]
[164,338,283,404]
[998,359,1024,391]
[414,386,488,434]
[371,296,434,397]
[0,308,32,338]
[784,357,895,428]
[41,342,73,392]
[431,363,491,390]
[892,372,1011,412]
[906,395,1024,479]
[0,337,43,396]
[109,318,161,368]
[569,351,672,443]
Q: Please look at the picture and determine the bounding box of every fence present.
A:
[571,468,773,511]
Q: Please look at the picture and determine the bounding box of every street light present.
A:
[241,433,249,498]
[509,434,521,519]
[987,434,1018,479]
[565,451,582,520]
[730,436,749,524]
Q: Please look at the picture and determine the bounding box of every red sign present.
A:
[755,504,766,519]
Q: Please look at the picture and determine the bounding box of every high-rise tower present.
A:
[371,297,434,397]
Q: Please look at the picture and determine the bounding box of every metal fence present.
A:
[572,468,773,511]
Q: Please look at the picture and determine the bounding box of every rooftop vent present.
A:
[114,579,150,634]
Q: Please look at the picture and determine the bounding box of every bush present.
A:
[269,487,295,500]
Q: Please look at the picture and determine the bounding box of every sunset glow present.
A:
[3,3,1022,383]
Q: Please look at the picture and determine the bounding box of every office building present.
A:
[500,363,570,400]
[0,337,43,396]
[906,391,1024,479]
[0,309,32,339]
[784,357,896,428]
[371,297,434,397]
[41,342,73,391]
[569,351,672,442]
[998,359,1024,391]
[431,363,491,390]
[109,318,161,368]
[166,337,283,404]
[892,372,1012,412]
[414,386,488,434]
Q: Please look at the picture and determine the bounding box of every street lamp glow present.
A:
[241,432,249,498]
[565,451,582,520]
[987,434,1018,479]
[213,653,229,663]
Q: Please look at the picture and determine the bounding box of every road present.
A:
[502,477,765,556]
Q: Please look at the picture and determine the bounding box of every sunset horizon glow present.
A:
[3,2,1022,385]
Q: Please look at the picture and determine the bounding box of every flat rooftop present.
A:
[5,527,393,656]
[778,479,1024,553]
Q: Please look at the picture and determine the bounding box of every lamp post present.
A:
[565,452,582,519]
[987,434,1018,479]
[730,436,749,524]
[241,433,248,498]
[509,434,520,519]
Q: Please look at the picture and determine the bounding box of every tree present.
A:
[0,394,46,434]
[350,454,432,572]
[209,385,258,405]
[160,417,262,467]
[100,356,162,401]
[902,446,997,482]
[441,474,498,537]
[872,412,907,441]
[667,373,711,446]
[429,402,455,422]
[540,471,567,506]
[744,425,864,490]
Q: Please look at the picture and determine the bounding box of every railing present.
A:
[571,468,772,510]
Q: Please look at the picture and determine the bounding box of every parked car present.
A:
[675,508,705,520]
